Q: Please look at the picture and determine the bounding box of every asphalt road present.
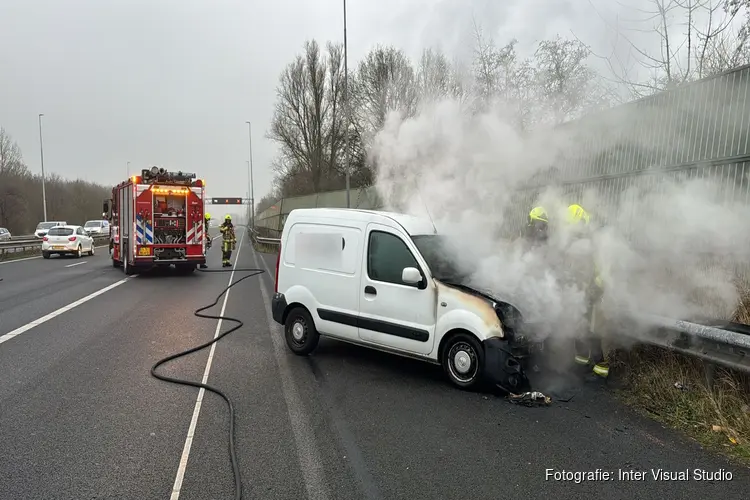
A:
[0,227,747,500]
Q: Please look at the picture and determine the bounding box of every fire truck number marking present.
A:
[138,247,151,256]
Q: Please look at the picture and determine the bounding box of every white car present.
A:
[42,225,95,259]
[83,219,109,235]
[271,208,530,393]
[34,221,67,238]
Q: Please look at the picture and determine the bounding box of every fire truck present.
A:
[103,166,207,274]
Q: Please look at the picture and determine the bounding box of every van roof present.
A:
[287,208,437,236]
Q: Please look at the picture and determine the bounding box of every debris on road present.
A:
[711,424,740,445]
[508,391,552,407]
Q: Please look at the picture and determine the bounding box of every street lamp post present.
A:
[127,161,130,176]
[38,113,48,222]
[245,121,255,229]
[343,0,351,208]
[246,161,252,225]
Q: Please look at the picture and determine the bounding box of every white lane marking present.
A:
[252,247,331,500]
[0,255,41,265]
[170,228,245,500]
[0,244,110,266]
[65,261,87,268]
[0,277,131,345]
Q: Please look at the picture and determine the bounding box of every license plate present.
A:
[53,246,65,250]
[138,247,151,256]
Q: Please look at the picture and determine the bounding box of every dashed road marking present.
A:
[169,228,245,500]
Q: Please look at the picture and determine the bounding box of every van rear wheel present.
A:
[284,307,320,356]
[441,332,485,390]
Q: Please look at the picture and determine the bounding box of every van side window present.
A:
[367,231,419,285]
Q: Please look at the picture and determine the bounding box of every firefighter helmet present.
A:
[528,206,548,223]
[225,214,232,220]
[566,204,590,225]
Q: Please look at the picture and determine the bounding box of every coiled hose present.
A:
[150,266,265,500]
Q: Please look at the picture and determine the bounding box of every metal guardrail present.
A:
[248,227,281,246]
[0,235,111,256]
[626,314,749,377]
[247,226,749,376]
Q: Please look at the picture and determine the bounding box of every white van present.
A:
[34,221,67,238]
[271,208,530,393]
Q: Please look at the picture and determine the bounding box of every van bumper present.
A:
[482,337,530,394]
[271,293,287,325]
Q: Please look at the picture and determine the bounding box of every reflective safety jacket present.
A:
[219,223,236,242]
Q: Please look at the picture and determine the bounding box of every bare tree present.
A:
[0,126,111,233]
[699,0,750,73]
[350,45,418,139]
[267,40,349,196]
[533,36,611,124]
[0,127,29,176]
[587,0,744,99]
[416,47,466,104]
[0,128,31,230]
[469,21,549,129]
[470,21,524,103]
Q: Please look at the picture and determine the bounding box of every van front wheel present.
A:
[441,332,485,390]
[284,307,320,356]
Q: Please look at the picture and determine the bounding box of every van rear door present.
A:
[287,221,362,341]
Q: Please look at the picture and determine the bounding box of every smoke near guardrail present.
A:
[371,72,750,343]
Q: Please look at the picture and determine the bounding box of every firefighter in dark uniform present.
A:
[563,204,609,381]
[204,213,212,250]
[523,206,550,247]
[199,212,211,269]
[219,214,236,267]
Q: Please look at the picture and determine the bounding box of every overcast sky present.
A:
[0,0,702,208]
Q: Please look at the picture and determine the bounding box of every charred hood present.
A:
[437,280,525,337]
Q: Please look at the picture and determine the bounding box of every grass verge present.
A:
[612,275,750,465]
[614,344,750,465]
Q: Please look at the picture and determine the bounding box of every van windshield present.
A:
[411,235,471,284]
[36,222,58,230]
[84,221,102,227]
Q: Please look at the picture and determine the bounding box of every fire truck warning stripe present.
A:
[0,277,132,346]
[135,220,145,244]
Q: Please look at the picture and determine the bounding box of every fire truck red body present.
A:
[105,167,206,274]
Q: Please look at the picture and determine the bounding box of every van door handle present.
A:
[364,286,377,295]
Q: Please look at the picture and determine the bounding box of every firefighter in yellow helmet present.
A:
[199,213,212,269]
[219,214,236,267]
[564,204,608,380]
[524,206,549,244]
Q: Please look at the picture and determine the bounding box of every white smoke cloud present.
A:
[370,96,750,344]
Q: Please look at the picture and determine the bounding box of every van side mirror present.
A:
[402,267,423,287]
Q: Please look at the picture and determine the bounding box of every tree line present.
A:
[257,1,750,213]
[0,127,110,235]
